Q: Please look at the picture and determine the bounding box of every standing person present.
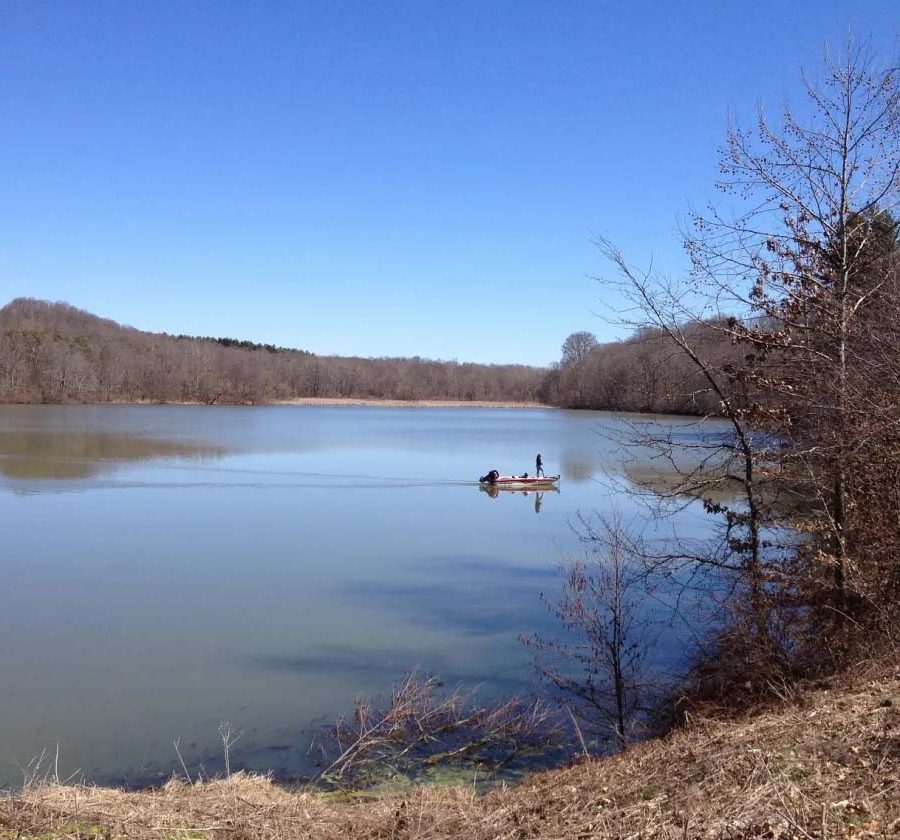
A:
[535,453,544,477]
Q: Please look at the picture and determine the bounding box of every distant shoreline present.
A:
[0,398,549,409]
[273,397,548,409]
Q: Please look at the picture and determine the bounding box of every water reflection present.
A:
[478,484,559,513]
[337,555,561,638]
[624,463,743,504]
[242,645,532,693]
[560,453,599,482]
[0,431,225,482]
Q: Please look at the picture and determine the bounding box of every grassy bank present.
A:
[4,663,898,839]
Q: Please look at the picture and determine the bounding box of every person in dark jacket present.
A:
[535,454,544,477]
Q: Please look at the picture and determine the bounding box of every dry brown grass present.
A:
[3,666,899,839]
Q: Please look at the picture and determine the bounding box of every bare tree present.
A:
[560,331,598,367]
[523,515,659,750]
[596,240,792,652]
[685,41,900,613]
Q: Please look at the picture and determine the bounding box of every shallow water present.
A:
[0,404,722,786]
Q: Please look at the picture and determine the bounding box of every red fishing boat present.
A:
[478,469,559,489]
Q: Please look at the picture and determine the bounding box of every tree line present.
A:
[0,298,544,405]
[540,322,744,414]
[0,292,741,413]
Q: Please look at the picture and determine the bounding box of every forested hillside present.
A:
[0,298,544,404]
[540,322,743,414]
[0,296,761,413]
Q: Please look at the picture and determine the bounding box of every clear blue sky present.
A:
[2,2,898,366]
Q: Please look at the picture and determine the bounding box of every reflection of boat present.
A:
[479,474,560,489]
[479,484,559,498]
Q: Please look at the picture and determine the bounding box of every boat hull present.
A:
[480,475,559,489]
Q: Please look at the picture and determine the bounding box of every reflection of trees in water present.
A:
[623,464,740,504]
[625,463,800,517]
[0,432,224,480]
[560,452,600,483]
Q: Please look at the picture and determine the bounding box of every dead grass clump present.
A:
[3,667,899,838]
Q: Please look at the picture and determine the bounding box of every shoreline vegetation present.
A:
[273,397,546,408]
[4,662,898,838]
[0,298,733,415]
[0,299,549,408]
[0,396,548,409]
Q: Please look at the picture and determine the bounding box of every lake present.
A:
[0,404,720,787]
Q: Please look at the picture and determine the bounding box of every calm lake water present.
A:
[0,405,721,787]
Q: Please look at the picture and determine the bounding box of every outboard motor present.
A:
[479,469,500,484]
